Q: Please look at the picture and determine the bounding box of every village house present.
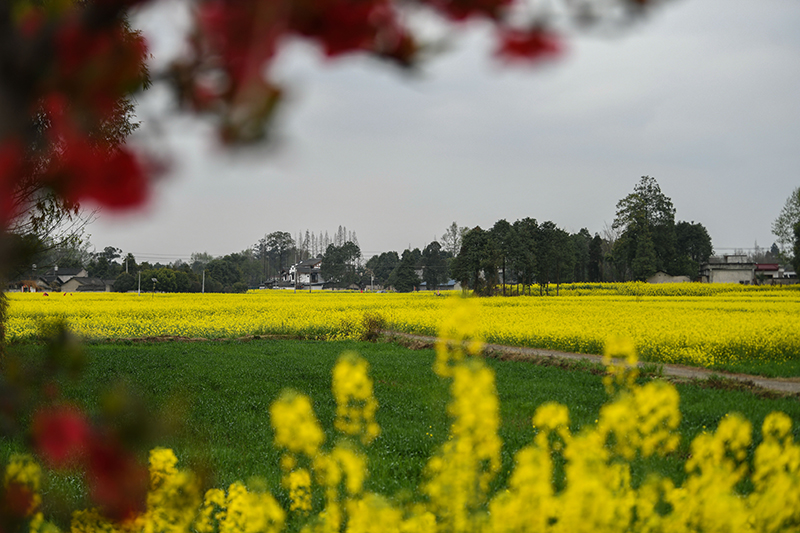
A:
[60,276,114,292]
[8,267,116,293]
[699,255,756,284]
[700,255,797,285]
[8,267,88,292]
[646,272,691,284]
[286,257,325,289]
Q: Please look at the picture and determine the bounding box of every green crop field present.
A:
[4,337,799,530]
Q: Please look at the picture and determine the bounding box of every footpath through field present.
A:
[387,331,800,396]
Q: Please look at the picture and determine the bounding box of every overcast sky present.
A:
[85,0,800,264]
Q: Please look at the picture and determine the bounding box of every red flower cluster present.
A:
[496,27,562,62]
[56,16,149,118]
[0,1,154,229]
[176,0,560,142]
[0,0,567,226]
[0,140,26,227]
[0,482,36,529]
[31,406,148,522]
[427,0,514,21]
[32,405,91,469]
[40,96,150,210]
[87,439,149,522]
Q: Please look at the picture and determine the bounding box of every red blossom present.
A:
[377,29,417,67]
[92,0,155,7]
[0,139,25,226]
[289,0,386,56]
[2,483,36,518]
[56,18,107,74]
[197,1,279,87]
[17,8,46,39]
[496,27,562,62]
[82,148,150,208]
[55,17,149,120]
[41,95,150,209]
[424,0,513,21]
[31,406,92,469]
[86,440,148,522]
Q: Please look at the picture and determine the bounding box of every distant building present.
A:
[7,267,89,292]
[699,255,756,284]
[699,256,797,285]
[60,277,113,292]
[286,257,324,288]
[40,267,89,291]
[418,279,462,291]
[646,272,691,284]
[8,278,50,292]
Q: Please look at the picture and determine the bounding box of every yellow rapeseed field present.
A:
[7,283,800,368]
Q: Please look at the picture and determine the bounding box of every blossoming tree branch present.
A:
[0,0,661,524]
[0,0,661,245]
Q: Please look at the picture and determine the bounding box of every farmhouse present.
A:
[418,279,462,291]
[60,276,114,292]
[7,267,89,292]
[699,255,797,285]
[699,255,755,284]
[646,272,691,284]
[286,257,325,288]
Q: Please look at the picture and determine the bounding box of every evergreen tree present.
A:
[630,229,657,281]
[490,219,516,295]
[422,241,448,290]
[266,231,295,273]
[674,221,713,278]
[511,218,538,294]
[612,176,676,279]
[793,221,800,275]
[391,250,421,292]
[451,227,490,294]
[321,241,361,288]
[113,272,136,292]
[365,251,400,286]
[570,228,592,282]
[772,187,800,260]
[588,234,603,282]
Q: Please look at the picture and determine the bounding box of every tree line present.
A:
[21,177,800,295]
[368,176,717,295]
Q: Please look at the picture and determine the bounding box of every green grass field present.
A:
[4,337,799,526]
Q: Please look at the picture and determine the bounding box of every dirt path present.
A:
[386,332,800,396]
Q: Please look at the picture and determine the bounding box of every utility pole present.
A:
[202,270,205,293]
[137,271,141,296]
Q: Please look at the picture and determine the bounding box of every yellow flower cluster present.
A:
[8,284,800,369]
[67,448,284,533]
[332,352,380,445]
[5,453,43,518]
[269,391,325,459]
[602,336,640,395]
[434,297,484,378]
[424,357,501,533]
[269,354,385,531]
[285,469,312,513]
[195,482,284,533]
